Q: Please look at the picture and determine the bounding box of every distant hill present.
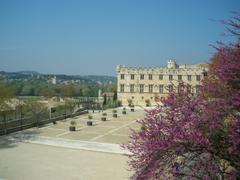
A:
[81,75,116,84]
[0,71,116,85]
[16,71,40,75]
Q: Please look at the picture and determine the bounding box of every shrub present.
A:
[145,99,151,107]
[70,120,76,126]
[127,99,133,107]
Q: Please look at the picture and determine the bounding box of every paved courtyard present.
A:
[0,142,132,180]
[0,107,146,180]
[16,107,144,145]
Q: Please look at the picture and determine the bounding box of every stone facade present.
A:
[116,60,208,106]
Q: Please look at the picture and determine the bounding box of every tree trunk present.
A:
[20,106,23,131]
[4,114,7,135]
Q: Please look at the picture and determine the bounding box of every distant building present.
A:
[102,92,115,104]
[51,76,57,85]
[116,60,208,106]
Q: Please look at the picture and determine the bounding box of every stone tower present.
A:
[167,59,178,69]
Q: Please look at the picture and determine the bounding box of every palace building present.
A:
[116,60,208,106]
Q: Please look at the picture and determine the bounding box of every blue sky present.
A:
[0,0,239,76]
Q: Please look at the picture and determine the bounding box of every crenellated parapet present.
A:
[116,61,207,75]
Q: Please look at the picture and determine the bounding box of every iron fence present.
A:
[0,110,88,136]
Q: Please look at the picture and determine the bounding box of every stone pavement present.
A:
[0,107,146,180]
[10,133,131,154]
[7,108,144,153]
[0,142,132,180]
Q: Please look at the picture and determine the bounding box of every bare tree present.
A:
[25,100,48,127]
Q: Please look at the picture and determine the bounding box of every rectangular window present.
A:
[140,84,144,93]
[140,74,144,80]
[149,85,153,93]
[196,75,201,81]
[169,75,173,80]
[130,84,134,93]
[178,75,182,80]
[168,85,173,92]
[120,74,124,80]
[159,84,164,94]
[159,74,163,80]
[120,84,124,92]
[131,74,135,80]
[187,75,192,81]
[196,85,201,94]
[149,74,152,80]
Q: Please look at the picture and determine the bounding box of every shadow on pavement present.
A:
[0,129,41,149]
[0,136,18,149]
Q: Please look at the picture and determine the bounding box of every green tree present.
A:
[60,84,75,97]
[39,87,56,98]
[0,84,15,100]
[0,84,15,134]
[20,84,33,96]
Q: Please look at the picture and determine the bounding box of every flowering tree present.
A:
[125,15,240,179]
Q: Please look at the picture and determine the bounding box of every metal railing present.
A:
[0,110,88,136]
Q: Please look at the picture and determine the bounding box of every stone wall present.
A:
[116,60,208,106]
